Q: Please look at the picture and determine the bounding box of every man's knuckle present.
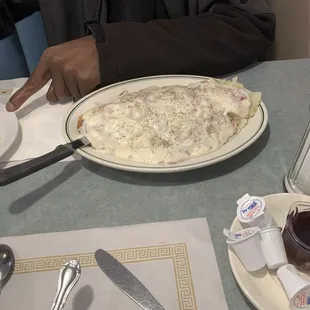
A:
[42,47,53,60]
[52,55,63,66]
[78,73,90,82]
[63,64,76,76]
[24,76,40,89]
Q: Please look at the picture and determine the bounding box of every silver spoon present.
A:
[51,259,81,310]
[0,244,14,295]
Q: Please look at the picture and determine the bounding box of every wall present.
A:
[271,0,310,60]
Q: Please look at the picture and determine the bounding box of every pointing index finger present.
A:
[6,59,51,112]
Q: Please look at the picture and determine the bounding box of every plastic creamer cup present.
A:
[226,227,266,272]
[277,264,310,310]
[260,226,288,269]
[237,194,274,229]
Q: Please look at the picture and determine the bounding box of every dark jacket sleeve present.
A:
[96,3,275,86]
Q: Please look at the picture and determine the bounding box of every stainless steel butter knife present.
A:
[0,137,90,186]
[95,249,166,310]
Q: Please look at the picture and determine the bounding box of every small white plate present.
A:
[229,193,310,310]
[62,75,268,173]
[0,109,19,160]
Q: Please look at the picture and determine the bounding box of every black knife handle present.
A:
[0,144,75,186]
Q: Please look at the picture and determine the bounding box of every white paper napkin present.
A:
[1,85,80,163]
[0,218,228,310]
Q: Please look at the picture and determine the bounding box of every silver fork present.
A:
[51,259,81,310]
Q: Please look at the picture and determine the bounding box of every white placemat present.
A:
[0,218,228,310]
[0,79,80,164]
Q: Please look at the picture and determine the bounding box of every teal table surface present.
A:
[1,59,310,309]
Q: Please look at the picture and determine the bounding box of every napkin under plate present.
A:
[0,81,80,164]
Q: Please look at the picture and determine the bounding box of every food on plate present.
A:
[77,77,262,164]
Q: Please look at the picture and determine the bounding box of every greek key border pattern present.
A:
[14,243,197,310]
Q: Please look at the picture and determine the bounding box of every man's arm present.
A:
[96,3,275,85]
[6,1,275,112]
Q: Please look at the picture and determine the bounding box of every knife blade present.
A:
[95,249,166,310]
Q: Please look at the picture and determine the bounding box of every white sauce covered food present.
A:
[78,78,261,164]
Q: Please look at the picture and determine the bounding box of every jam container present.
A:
[282,201,310,272]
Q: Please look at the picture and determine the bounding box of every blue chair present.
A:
[0,11,48,80]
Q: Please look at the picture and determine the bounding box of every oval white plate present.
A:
[229,193,310,310]
[0,110,19,160]
[62,75,268,173]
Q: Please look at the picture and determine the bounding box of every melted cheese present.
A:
[79,78,261,164]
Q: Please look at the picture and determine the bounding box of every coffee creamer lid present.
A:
[236,194,266,223]
[292,287,310,309]
[226,227,260,243]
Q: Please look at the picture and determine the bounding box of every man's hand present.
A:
[6,36,100,112]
